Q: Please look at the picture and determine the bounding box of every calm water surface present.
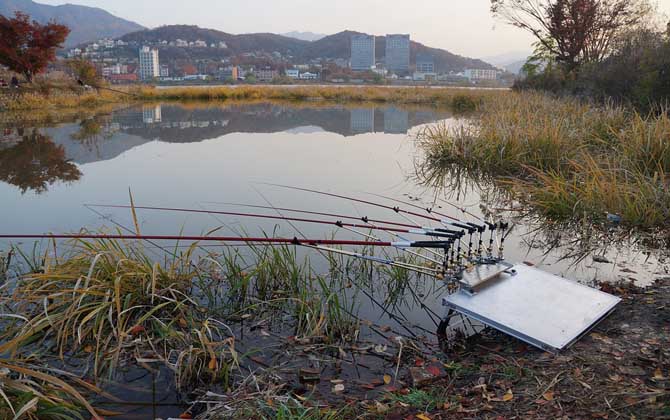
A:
[1,102,666,417]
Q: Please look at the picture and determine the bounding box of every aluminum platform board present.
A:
[443,264,621,353]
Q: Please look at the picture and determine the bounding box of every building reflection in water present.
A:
[0,103,452,191]
[142,105,162,124]
[350,108,375,134]
[383,107,409,134]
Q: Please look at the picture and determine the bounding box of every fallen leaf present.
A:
[383,374,392,385]
[416,414,432,420]
[129,325,145,335]
[415,358,425,367]
[502,390,514,402]
[543,391,555,401]
[178,413,193,419]
[208,358,217,370]
[426,365,441,376]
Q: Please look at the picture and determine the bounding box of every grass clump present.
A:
[0,358,101,419]
[417,91,670,230]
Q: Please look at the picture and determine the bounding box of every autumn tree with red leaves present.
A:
[490,0,651,71]
[0,12,70,82]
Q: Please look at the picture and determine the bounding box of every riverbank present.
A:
[417,91,670,232]
[1,237,667,419]
[0,84,502,114]
[191,276,670,419]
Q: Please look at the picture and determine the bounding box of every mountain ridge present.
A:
[118,25,496,72]
[0,0,145,46]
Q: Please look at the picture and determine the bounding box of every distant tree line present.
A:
[491,0,669,110]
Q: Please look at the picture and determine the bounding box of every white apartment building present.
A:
[464,68,498,81]
[139,46,160,80]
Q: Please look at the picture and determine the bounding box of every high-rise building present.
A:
[350,35,376,71]
[385,34,410,73]
[139,46,160,80]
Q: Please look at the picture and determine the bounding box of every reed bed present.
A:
[417,91,670,230]
[0,85,131,113]
[132,85,503,108]
[0,234,425,416]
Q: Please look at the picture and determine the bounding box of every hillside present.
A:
[120,25,309,57]
[0,0,145,46]
[117,25,496,72]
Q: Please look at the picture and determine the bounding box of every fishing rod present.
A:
[260,183,449,224]
[0,233,455,277]
[87,203,483,272]
[86,204,465,242]
[363,191,498,259]
[203,201,447,263]
[259,184,499,261]
[203,201,420,230]
[0,233,452,248]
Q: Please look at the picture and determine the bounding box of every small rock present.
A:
[409,365,447,387]
[618,365,647,376]
[593,255,612,264]
[299,368,321,383]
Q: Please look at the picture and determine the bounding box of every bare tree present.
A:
[491,0,651,70]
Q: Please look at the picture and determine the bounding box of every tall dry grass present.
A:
[417,91,670,229]
[132,85,503,108]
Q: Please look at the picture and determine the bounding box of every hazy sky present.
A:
[38,0,670,59]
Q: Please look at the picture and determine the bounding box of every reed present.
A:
[0,87,130,113]
[131,85,504,107]
[417,91,670,230]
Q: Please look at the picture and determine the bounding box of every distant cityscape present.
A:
[61,33,505,86]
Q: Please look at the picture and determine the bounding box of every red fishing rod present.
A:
[0,233,451,276]
[0,233,452,249]
[86,204,464,240]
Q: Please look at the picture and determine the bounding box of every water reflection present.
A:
[0,103,449,194]
[0,129,81,194]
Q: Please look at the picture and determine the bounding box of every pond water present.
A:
[0,101,667,417]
